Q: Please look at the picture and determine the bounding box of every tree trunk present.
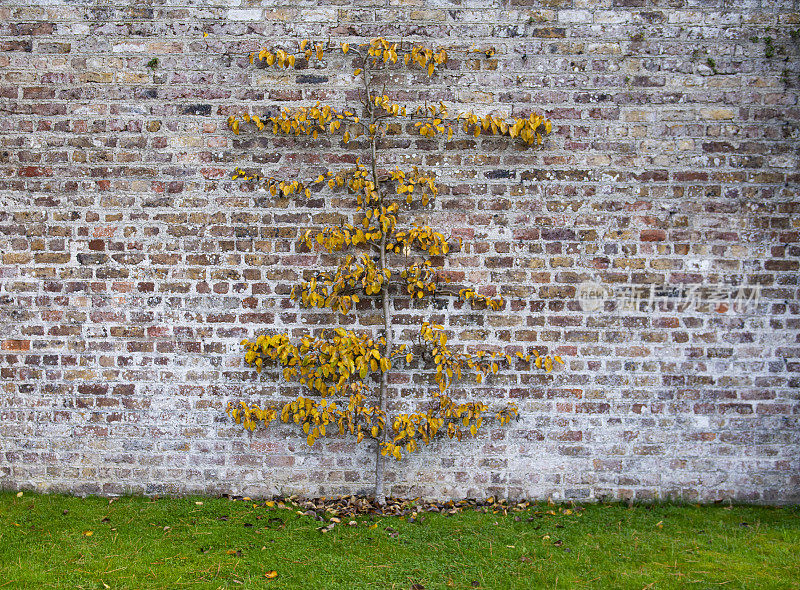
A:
[373,134,392,506]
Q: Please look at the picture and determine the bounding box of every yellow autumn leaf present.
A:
[265,571,278,579]
[341,42,349,54]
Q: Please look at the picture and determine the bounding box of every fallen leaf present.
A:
[410,583,426,590]
[16,492,23,498]
[265,571,278,579]
[195,501,203,506]
[83,531,93,537]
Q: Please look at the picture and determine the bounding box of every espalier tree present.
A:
[225,38,562,503]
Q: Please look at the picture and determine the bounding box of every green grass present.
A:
[0,492,798,589]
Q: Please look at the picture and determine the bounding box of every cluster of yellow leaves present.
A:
[472,46,496,58]
[228,390,517,460]
[459,111,552,146]
[404,43,448,77]
[226,103,359,141]
[313,162,381,209]
[418,322,562,390]
[418,322,506,390]
[401,260,437,299]
[496,404,518,426]
[372,94,406,118]
[228,392,384,447]
[514,349,565,372]
[364,38,448,77]
[389,166,437,206]
[386,224,449,256]
[291,254,388,313]
[248,37,447,79]
[366,37,399,66]
[380,393,496,460]
[250,46,296,68]
[300,209,398,257]
[459,288,505,311]
[231,167,313,198]
[411,102,551,146]
[241,329,401,396]
[415,102,452,140]
[249,39,330,67]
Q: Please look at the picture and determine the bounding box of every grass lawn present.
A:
[0,491,798,589]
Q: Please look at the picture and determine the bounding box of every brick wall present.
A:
[1,0,798,503]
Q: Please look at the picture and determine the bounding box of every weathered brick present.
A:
[0,2,796,505]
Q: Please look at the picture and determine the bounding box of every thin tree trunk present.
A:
[375,223,391,505]
[362,59,390,505]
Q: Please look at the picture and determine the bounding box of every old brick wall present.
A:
[1,0,798,503]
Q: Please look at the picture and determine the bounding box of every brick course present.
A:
[1,0,798,503]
